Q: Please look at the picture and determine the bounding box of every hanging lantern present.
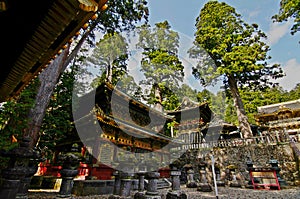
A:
[0,1,7,12]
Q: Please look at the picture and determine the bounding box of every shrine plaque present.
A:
[98,144,114,165]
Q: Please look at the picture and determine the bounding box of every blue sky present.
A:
[147,0,300,91]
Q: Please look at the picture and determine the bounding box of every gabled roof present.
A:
[166,100,213,124]
[257,99,300,114]
[171,96,199,111]
[0,0,107,102]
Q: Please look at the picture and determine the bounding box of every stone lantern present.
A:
[245,156,254,189]
[166,162,187,199]
[134,157,147,199]
[183,164,197,188]
[57,143,83,198]
[268,156,287,188]
[227,165,241,188]
[109,152,136,199]
[197,159,212,192]
[0,137,41,199]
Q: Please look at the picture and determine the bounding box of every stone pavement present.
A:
[28,186,300,199]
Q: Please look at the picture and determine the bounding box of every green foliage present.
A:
[88,0,149,45]
[272,0,300,36]
[116,74,143,101]
[36,0,151,158]
[190,1,284,89]
[39,64,79,158]
[97,0,148,32]
[178,84,198,102]
[224,86,289,124]
[190,1,284,137]
[87,32,129,85]
[0,79,38,169]
[137,21,184,110]
[197,89,227,121]
[287,83,300,100]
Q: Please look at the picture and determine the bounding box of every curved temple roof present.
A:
[0,0,107,102]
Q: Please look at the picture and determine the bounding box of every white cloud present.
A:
[249,10,260,18]
[267,20,292,46]
[276,58,300,91]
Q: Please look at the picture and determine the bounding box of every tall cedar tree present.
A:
[189,1,284,138]
[272,0,300,37]
[87,32,142,100]
[87,32,128,84]
[23,0,149,147]
[137,21,184,111]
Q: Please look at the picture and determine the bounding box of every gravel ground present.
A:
[28,186,300,199]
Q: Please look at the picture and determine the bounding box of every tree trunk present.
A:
[227,74,253,138]
[153,84,163,112]
[24,46,70,148]
[23,21,98,148]
[107,64,113,83]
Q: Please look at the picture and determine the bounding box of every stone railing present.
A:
[180,135,298,150]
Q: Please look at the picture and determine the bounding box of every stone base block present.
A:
[0,179,20,199]
[230,181,241,188]
[245,184,254,189]
[72,180,114,196]
[166,190,187,199]
[56,193,72,198]
[278,179,288,188]
[197,183,212,192]
[216,181,225,187]
[294,180,300,186]
[134,192,145,199]
[15,193,28,199]
[141,195,161,199]
[108,195,120,199]
[186,182,197,188]
[108,194,131,199]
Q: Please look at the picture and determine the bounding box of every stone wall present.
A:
[179,143,300,186]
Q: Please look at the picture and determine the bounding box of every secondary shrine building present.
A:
[255,99,300,142]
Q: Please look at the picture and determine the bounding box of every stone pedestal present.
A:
[197,161,212,192]
[120,172,134,199]
[167,165,187,199]
[57,169,78,198]
[111,171,121,197]
[246,157,254,189]
[215,168,225,187]
[17,157,41,199]
[186,169,197,188]
[16,174,34,199]
[0,137,40,199]
[109,172,134,199]
[132,178,139,191]
[57,145,82,198]
[0,169,23,199]
[141,172,161,199]
[134,172,146,199]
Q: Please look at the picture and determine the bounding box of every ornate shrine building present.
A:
[166,97,213,150]
[166,98,240,149]
[38,85,241,179]
[255,99,300,142]
[72,83,183,179]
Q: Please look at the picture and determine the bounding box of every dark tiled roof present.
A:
[0,0,107,101]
